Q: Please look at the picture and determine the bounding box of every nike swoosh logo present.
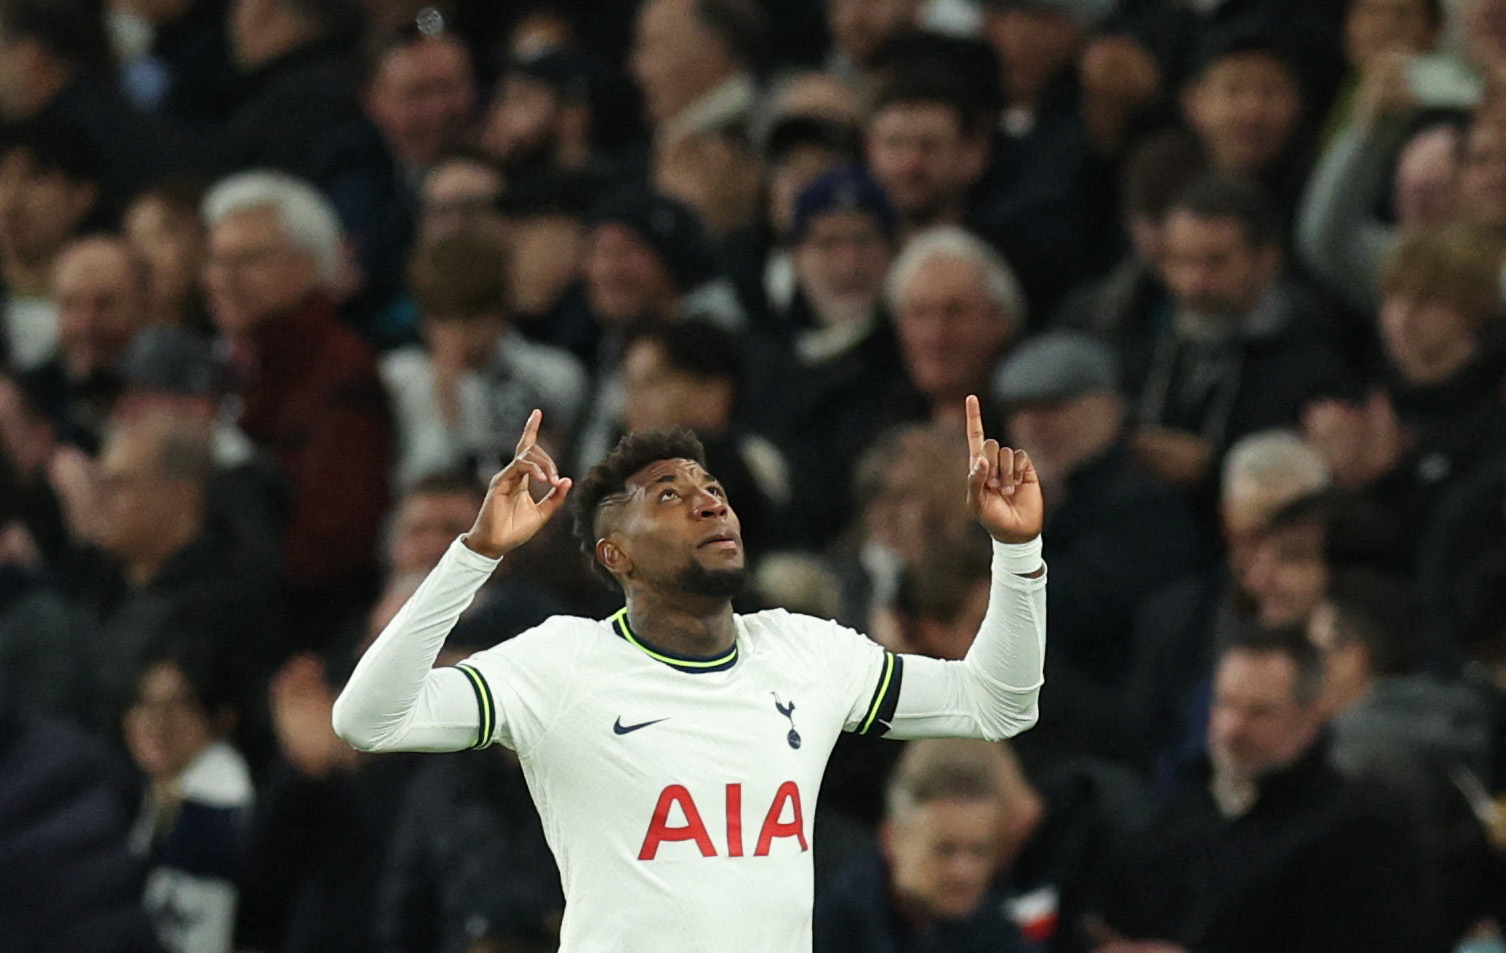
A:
[613,716,669,735]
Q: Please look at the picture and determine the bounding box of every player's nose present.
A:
[693,491,727,519]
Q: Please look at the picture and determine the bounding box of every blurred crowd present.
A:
[2,0,1506,950]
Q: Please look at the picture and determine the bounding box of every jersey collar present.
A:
[609,608,739,674]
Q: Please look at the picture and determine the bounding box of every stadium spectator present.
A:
[1087,625,1427,953]
[1129,177,1351,490]
[23,237,151,449]
[0,0,177,216]
[202,171,390,645]
[994,331,1203,694]
[480,47,598,185]
[629,0,763,144]
[815,737,1037,953]
[1180,32,1310,216]
[63,410,287,737]
[755,166,919,549]
[1302,225,1506,526]
[381,227,586,487]
[759,116,863,316]
[121,178,212,331]
[414,151,505,244]
[116,0,238,134]
[0,118,103,371]
[386,472,485,577]
[496,171,595,350]
[0,671,161,953]
[204,0,362,174]
[306,18,477,337]
[886,226,1022,429]
[124,641,252,953]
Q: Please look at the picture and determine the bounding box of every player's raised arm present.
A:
[332,411,570,753]
[874,395,1047,741]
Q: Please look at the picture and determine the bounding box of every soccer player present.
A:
[332,395,1046,952]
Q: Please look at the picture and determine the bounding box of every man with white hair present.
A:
[887,225,1024,429]
[203,170,392,645]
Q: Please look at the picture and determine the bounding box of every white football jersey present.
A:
[334,538,1046,953]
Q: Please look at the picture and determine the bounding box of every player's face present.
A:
[612,458,745,596]
[883,798,1004,919]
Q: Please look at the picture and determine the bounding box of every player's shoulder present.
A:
[737,608,873,654]
[467,613,605,663]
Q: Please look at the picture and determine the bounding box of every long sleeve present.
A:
[886,539,1047,741]
[1295,120,1402,313]
[331,538,501,752]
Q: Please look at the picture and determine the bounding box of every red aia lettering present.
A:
[639,782,807,860]
[638,784,717,860]
[755,781,808,856]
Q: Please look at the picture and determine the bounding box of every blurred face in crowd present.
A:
[1160,211,1281,318]
[0,147,97,267]
[1221,477,1309,583]
[124,661,217,783]
[1344,0,1437,66]
[417,158,504,243]
[982,6,1082,107]
[882,796,1004,920]
[867,103,988,225]
[1393,124,1459,227]
[893,254,1014,405]
[621,338,734,434]
[481,73,568,174]
[1378,290,1481,385]
[92,423,198,564]
[864,427,973,559]
[366,36,476,170]
[123,192,206,323]
[1307,600,1372,716]
[793,209,893,326]
[52,238,148,378]
[1208,648,1321,781]
[507,213,585,316]
[204,206,321,337]
[1183,53,1303,176]
[905,577,991,661]
[828,0,922,66]
[1463,0,1506,66]
[632,0,733,124]
[389,488,482,573]
[1242,520,1328,626]
[423,312,502,370]
[1006,392,1122,488]
[768,144,848,237]
[1457,119,1506,229]
[584,224,679,323]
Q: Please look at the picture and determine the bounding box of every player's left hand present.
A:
[965,395,1043,544]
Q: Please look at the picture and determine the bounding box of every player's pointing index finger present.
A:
[965,395,986,461]
[514,409,542,457]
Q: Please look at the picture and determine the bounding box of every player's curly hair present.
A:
[570,428,707,581]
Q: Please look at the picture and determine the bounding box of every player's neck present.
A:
[624,590,736,658]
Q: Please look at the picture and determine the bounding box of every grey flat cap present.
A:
[992,331,1119,405]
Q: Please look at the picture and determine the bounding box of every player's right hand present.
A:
[464,410,571,559]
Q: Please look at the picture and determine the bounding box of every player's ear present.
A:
[597,537,632,576]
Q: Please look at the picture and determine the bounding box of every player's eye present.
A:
[659,488,678,502]
[707,485,724,498]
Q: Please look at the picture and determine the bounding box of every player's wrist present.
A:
[459,532,508,562]
[991,536,1043,576]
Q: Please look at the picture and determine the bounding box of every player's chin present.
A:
[676,561,748,598]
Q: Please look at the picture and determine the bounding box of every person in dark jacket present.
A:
[202,171,392,647]
[992,331,1204,769]
[0,670,161,953]
[1086,625,1427,953]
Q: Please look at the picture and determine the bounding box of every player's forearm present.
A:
[331,536,500,752]
[960,537,1047,736]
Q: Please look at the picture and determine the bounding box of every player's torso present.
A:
[521,614,844,952]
